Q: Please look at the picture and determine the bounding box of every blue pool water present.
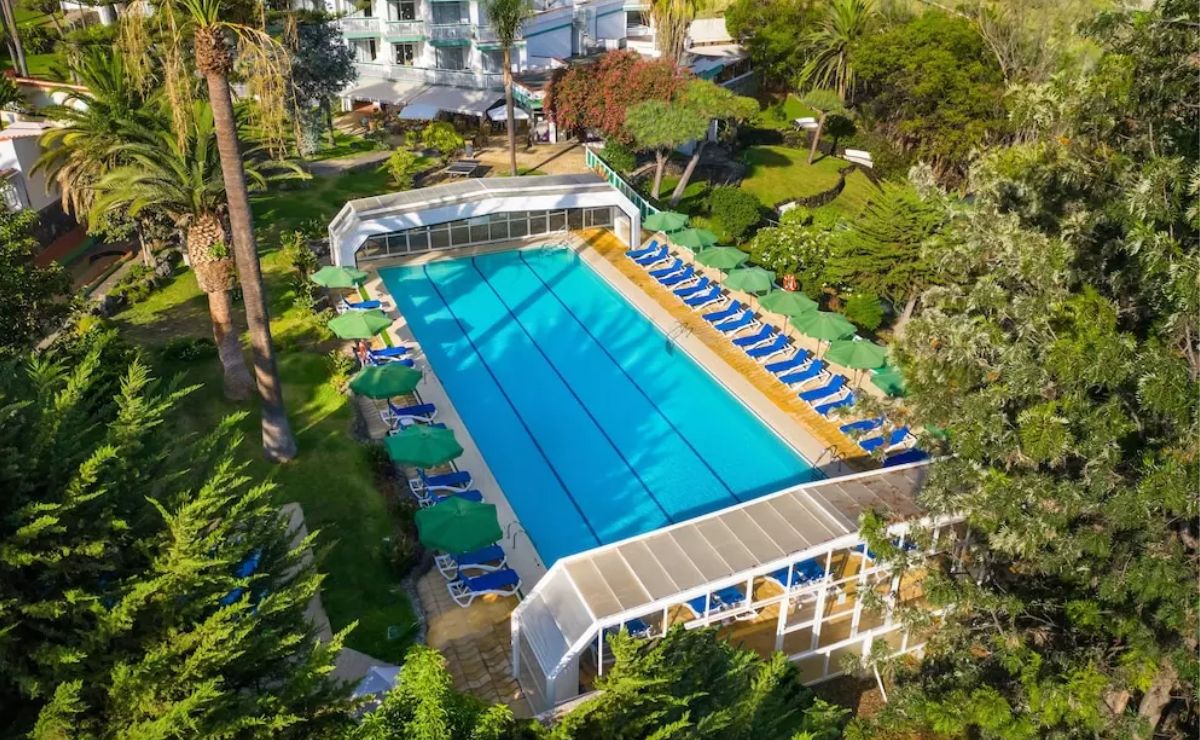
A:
[380,248,817,564]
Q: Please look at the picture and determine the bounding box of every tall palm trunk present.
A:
[0,0,27,77]
[669,137,706,207]
[187,212,254,401]
[808,112,827,164]
[651,150,667,199]
[502,46,517,176]
[195,27,298,462]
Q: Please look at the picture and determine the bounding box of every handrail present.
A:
[584,147,660,219]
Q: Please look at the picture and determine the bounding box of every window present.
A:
[386,0,415,20]
[528,211,547,234]
[431,1,466,25]
[434,46,466,70]
[481,50,504,74]
[351,38,378,63]
[392,42,416,65]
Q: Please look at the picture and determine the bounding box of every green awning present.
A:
[429,38,470,47]
[343,31,379,40]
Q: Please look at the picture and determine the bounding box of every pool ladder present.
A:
[666,320,691,346]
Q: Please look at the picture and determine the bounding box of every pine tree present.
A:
[0,326,351,737]
[823,181,945,335]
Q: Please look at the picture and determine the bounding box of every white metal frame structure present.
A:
[327,173,642,267]
[511,460,964,713]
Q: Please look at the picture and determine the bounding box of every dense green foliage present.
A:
[725,0,818,86]
[555,626,846,739]
[384,147,425,189]
[0,326,351,736]
[850,1,1199,735]
[290,18,358,149]
[599,139,636,174]
[707,185,760,240]
[420,122,465,161]
[0,209,70,353]
[746,207,835,298]
[852,11,1007,182]
[824,180,946,331]
[842,292,883,331]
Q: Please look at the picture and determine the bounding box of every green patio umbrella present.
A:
[758,290,818,318]
[670,228,719,251]
[327,309,392,340]
[415,497,502,554]
[310,265,368,289]
[871,365,907,397]
[348,363,422,398]
[825,338,889,369]
[384,424,463,467]
[723,266,776,295]
[790,311,856,341]
[642,210,689,233]
[694,245,749,270]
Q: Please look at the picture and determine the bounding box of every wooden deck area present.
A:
[576,228,872,468]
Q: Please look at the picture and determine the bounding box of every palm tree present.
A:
[481,0,533,177]
[181,0,298,461]
[0,0,27,77]
[800,88,845,164]
[649,0,698,63]
[91,104,302,402]
[800,0,875,103]
[35,49,153,218]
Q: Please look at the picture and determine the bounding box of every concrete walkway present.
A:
[305,149,392,178]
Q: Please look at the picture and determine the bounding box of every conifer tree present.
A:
[0,326,351,737]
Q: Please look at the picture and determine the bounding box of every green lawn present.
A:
[115,173,418,663]
[739,146,854,207]
[252,166,395,243]
[308,131,384,162]
[821,169,879,218]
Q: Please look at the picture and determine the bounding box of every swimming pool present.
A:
[381,247,817,564]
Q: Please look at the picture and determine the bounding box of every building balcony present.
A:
[339,15,380,34]
[427,22,472,44]
[387,64,505,89]
[472,23,522,45]
[384,19,425,39]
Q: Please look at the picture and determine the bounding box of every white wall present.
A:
[0,136,59,212]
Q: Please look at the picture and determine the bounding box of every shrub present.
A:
[385,531,420,578]
[18,23,54,54]
[844,292,885,331]
[600,139,636,174]
[108,263,159,304]
[383,147,424,189]
[326,348,355,390]
[709,186,762,241]
[279,230,318,278]
[419,122,464,160]
[160,336,218,362]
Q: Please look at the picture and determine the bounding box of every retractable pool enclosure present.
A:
[511,460,964,713]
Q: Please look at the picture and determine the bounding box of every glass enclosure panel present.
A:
[450,221,470,246]
[489,220,509,242]
[509,216,529,238]
[429,224,451,250]
[566,208,584,231]
[469,218,490,242]
[359,237,384,260]
[817,615,854,648]
[431,1,466,24]
[548,210,568,232]
[408,228,429,252]
[528,212,548,234]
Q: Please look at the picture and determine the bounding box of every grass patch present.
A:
[252,166,395,242]
[818,169,880,219]
[114,170,417,662]
[752,94,819,131]
[307,131,383,162]
[739,146,849,206]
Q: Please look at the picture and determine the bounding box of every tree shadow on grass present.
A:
[742,147,795,169]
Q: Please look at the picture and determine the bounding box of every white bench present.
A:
[793,117,818,130]
[844,149,874,168]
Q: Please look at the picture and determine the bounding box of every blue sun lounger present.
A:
[626,239,659,259]
[415,468,473,492]
[338,297,383,313]
[765,559,827,590]
[716,311,759,335]
[674,276,711,297]
[778,361,826,386]
[603,617,655,641]
[435,544,507,579]
[368,345,410,361]
[860,426,911,453]
[659,265,695,287]
[765,350,812,373]
[746,334,790,361]
[633,245,668,266]
[702,301,742,324]
[798,374,846,403]
[684,286,723,309]
[814,392,855,416]
[381,401,437,427]
[648,258,684,279]
[840,417,884,435]
[684,585,750,619]
[448,568,521,607]
[732,325,774,348]
[884,448,929,467]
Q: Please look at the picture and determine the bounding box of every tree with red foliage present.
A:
[547,51,687,141]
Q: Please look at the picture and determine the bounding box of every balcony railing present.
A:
[384,19,425,38]
[427,22,472,42]
[339,16,379,33]
[388,64,505,89]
